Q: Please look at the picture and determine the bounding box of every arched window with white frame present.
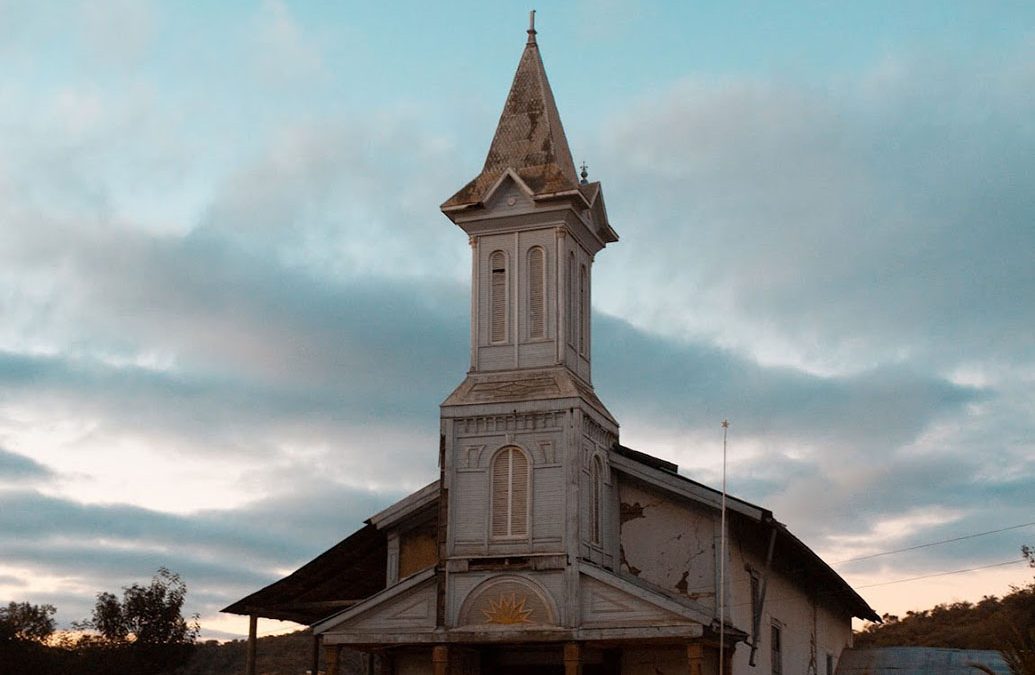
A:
[490,250,508,343]
[527,246,546,339]
[491,446,530,539]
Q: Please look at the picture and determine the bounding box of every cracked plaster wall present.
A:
[617,478,717,611]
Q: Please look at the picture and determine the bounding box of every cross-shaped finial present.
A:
[579,161,589,184]
[721,419,729,429]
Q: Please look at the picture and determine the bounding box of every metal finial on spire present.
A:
[527,9,537,44]
[579,161,589,185]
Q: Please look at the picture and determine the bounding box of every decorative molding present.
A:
[536,440,555,464]
[583,416,616,449]
[457,574,558,627]
[456,412,564,437]
[463,445,485,469]
[469,377,561,401]
[482,592,534,625]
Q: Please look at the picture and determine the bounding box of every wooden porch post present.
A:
[432,645,449,675]
[564,642,583,675]
[687,643,704,675]
[324,644,342,675]
[310,634,320,675]
[245,614,257,675]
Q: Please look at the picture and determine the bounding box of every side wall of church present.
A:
[728,537,854,675]
[616,477,718,614]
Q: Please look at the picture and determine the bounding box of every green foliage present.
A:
[0,601,56,643]
[66,567,201,674]
[1001,546,1035,675]
[856,547,1035,675]
[79,567,199,647]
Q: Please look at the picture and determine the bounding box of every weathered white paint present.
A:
[617,477,717,612]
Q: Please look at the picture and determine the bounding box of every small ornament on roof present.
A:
[579,161,589,185]
[527,9,537,44]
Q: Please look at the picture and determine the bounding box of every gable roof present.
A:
[442,27,580,210]
[609,444,880,622]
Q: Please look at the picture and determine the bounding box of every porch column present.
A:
[310,634,320,675]
[687,643,704,675]
[324,644,342,675]
[433,645,450,675]
[564,642,583,675]
[245,614,257,675]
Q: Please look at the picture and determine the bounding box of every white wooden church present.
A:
[225,18,877,675]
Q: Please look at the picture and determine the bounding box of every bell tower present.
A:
[438,15,621,585]
[440,14,618,386]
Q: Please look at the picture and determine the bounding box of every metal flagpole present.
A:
[720,419,729,675]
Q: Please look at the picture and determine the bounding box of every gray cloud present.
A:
[1,24,1033,637]
[0,483,399,628]
[590,49,1035,371]
[0,448,54,482]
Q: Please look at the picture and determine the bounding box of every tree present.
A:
[0,601,56,642]
[77,567,200,673]
[1001,546,1035,675]
[80,567,199,647]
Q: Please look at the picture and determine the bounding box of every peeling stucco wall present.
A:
[617,478,717,610]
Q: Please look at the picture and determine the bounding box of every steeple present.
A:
[442,17,580,209]
[440,16,617,409]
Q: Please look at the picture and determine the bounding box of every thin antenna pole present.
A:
[720,419,729,675]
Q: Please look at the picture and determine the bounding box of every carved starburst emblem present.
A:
[482,592,534,625]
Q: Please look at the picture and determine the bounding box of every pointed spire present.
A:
[442,15,580,209]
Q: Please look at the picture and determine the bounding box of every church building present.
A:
[224,17,878,675]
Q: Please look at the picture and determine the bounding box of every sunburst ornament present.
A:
[482,592,534,625]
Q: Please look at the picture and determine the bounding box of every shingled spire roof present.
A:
[442,19,581,210]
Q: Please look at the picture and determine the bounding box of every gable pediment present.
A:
[482,170,536,213]
[579,566,712,629]
[314,568,436,636]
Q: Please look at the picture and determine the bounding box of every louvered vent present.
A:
[579,264,587,354]
[509,450,529,536]
[491,447,529,538]
[568,252,576,346]
[490,251,507,343]
[528,247,545,339]
[491,449,510,537]
[591,456,601,544]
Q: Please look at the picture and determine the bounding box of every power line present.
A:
[853,559,1027,590]
[833,520,1035,566]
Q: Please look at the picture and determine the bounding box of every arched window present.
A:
[568,251,576,346]
[491,446,529,538]
[591,455,603,544]
[490,251,507,343]
[527,247,546,339]
[579,264,587,354]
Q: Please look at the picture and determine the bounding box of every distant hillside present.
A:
[172,629,365,675]
[854,577,1034,674]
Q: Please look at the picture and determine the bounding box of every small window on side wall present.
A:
[771,623,782,675]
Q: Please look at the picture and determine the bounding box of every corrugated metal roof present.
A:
[837,647,1012,674]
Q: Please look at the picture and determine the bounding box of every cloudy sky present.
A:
[2,0,1034,640]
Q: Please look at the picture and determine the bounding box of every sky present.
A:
[1,0,1033,641]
